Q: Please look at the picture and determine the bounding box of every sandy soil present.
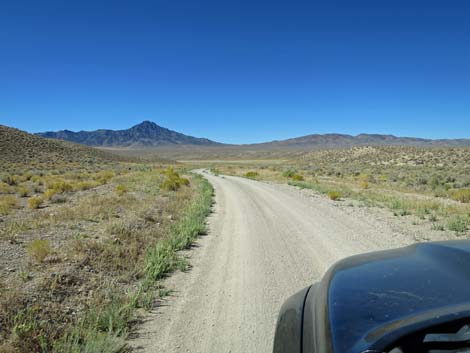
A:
[130,172,454,353]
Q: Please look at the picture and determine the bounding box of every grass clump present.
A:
[282,169,297,178]
[27,239,51,263]
[291,174,304,181]
[17,186,30,197]
[75,181,100,191]
[47,180,73,193]
[0,181,11,194]
[160,168,190,191]
[0,195,19,215]
[115,184,129,196]
[2,175,19,186]
[449,189,470,203]
[245,171,259,179]
[327,190,342,201]
[447,215,469,233]
[95,171,115,184]
[28,196,43,209]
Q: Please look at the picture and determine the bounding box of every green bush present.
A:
[282,169,297,178]
[447,215,469,233]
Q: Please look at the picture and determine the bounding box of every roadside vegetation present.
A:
[208,146,470,236]
[0,162,213,353]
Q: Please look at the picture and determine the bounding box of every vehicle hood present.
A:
[311,240,470,353]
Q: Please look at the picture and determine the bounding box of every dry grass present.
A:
[0,162,211,352]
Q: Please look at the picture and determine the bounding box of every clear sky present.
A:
[1,0,469,143]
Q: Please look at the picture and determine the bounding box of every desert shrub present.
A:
[327,190,341,201]
[360,181,369,189]
[2,175,19,186]
[96,171,115,184]
[30,175,42,183]
[291,174,305,181]
[50,194,67,204]
[0,195,19,215]
[179,177,190,186]
[430,175,441,190]
[20,172,33,182]
[28,196,43,209]
[159,168,190,191]
[447,215,469,233]
[115,184,129,196]
[75,181,100,191]
[416,176,428,185]
[27,239,51,262]
[449,189,470,203]
[18,186,30,197]
[245,171,259,179]
[47,180,73,193]
[282,169,297,178]
[210,168,220,176]
[0,182,11,194]
[43,188,59,200]
[160,177,181,191]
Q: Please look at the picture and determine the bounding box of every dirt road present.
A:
[131,173,417,353]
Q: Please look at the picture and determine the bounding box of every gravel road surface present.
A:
[131,172,417,353]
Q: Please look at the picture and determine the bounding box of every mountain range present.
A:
[37,121,470,149]
[38,121,220,147]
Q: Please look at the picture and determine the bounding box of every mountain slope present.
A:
[0,125,126,166]
[250,133,470,148]
[38,121,220,147]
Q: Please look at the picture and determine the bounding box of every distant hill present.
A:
[38,121,221,147]
[0,125,126,166]
[251,133,470,149]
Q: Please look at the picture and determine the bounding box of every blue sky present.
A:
[1,0,469,143]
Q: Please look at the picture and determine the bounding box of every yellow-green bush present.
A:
[327,190,342,201]
[179,177,190,186]
[27,239,51,263]
[47,180,73,193]
[291,174,304,181]
[0,195,18,215]
[75,181,100,191]
[18,186,30,197]
[2,175,19,186]
[245,171,259,179]
[95,171,115,184]
[43,188,59,200]
[0,182,11,194]
[159,168,190,191]
[449,189,470,203]
[28,196,43,209]
[115,184,129,196]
